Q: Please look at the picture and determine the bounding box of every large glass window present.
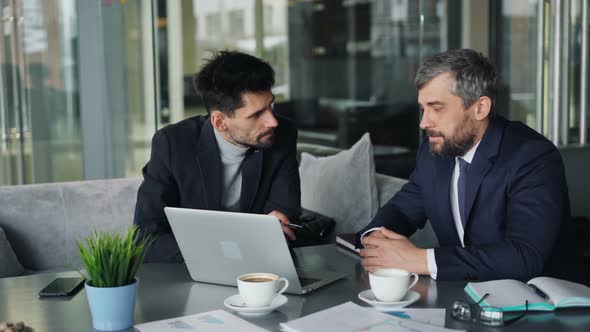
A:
[494,1,542,128]
[0,0,156,185]
[0,0,81,185]
[0,0,458,184]
[157,0,452,178]
[496,0,589,145]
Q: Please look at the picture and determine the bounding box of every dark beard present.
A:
[428,110,477,157]
[430,133,475,157]
[231,129,275,150]
[253,137,274,150]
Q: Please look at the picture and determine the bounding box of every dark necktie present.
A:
[458,158,470,227]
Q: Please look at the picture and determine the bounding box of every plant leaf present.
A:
[77,225,152,288]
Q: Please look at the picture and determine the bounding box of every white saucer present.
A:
[358,290,420,311]
[223,294,287,316]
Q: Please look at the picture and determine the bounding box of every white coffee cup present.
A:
[369,268,418,302]
[237,273,289,307]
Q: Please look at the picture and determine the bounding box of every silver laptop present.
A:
[164,207,348,294]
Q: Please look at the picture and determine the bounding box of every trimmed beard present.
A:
[428,116,476,157]
[229,129,275,150]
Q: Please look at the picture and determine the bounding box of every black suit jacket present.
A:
[134,115,301,262]
[360,116,574,281]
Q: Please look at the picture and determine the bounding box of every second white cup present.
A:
[369,268,418,302]
[237,273,289,307]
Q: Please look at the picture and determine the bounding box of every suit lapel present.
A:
[195,120,222,210]
[240,149,263,212]
[464,116,506,224]
[435,155,462,245]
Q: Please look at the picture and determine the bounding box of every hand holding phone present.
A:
[39,277,85,297]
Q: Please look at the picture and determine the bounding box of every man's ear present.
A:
[474,96,492,120]
[210,111,228,131]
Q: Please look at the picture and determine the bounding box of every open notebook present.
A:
[465,277,590,312]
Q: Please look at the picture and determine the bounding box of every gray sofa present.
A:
[0,178,141,274]
[0,174,437,277]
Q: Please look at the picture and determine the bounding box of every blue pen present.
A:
[386,311,411,319]
[528,284,549,299]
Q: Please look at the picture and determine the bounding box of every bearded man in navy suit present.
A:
[359,49,573,281]
[134,51,301,263]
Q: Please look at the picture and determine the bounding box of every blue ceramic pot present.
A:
[85,278,138,331]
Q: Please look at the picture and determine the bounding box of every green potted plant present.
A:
[78,226,152,331]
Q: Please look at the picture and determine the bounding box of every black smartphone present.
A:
[39,277,86,297]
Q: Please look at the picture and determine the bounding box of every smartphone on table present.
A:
[39,277,85,297]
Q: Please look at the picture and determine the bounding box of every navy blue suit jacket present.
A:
[134,115,301,263]
[360,116,570,281]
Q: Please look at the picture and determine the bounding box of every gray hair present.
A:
[414,49,497,112]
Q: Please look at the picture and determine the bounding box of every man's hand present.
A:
[361,229,385,248]
[359,227,428,274]
[268,210,296,241]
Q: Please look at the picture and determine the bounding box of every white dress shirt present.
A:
[426,140,481,279]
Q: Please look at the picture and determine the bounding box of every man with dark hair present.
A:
[134,51,301,263]
[358,48,571,281]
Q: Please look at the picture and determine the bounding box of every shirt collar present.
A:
[457,139,481,164]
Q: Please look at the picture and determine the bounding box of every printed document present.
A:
[135,310,269,332]
[280,302,463,332]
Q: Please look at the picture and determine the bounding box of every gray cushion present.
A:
[0,227,25,278]
[63,178,141,269]
[0,182,67,270]
[375,173,408,207]
[374,174,439,248]
[299,133,379,233]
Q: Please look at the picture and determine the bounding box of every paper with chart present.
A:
[280,302,463,332]
[135,310,269,332]
[385,308,446,327]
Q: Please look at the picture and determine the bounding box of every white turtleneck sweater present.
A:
[213,128,249,212]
